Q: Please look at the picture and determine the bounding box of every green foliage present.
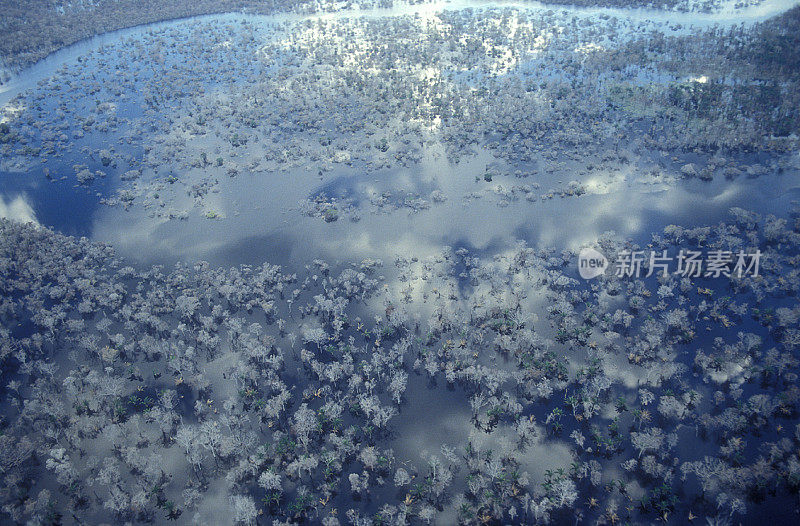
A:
[287,493,314,516]
[323,207,339,223]
[274,436,297,456]
[641,482,679,516]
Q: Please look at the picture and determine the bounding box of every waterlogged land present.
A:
[2,1,799,261]
[0,0,790,77]
[3,209,800,525]
[1,1,800,525]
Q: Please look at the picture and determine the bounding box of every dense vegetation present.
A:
[2,207,799,524]
[1,1,798,524]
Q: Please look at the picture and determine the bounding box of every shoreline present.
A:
[2,0,798,106]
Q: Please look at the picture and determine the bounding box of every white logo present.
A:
[578,247,608,279]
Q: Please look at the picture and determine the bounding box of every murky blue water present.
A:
[1,3,799,524]
[2,2,797,273]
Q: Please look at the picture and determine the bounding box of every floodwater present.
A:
[1,2,800,525]
[2,0,799,272]
[3,0,799,106]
